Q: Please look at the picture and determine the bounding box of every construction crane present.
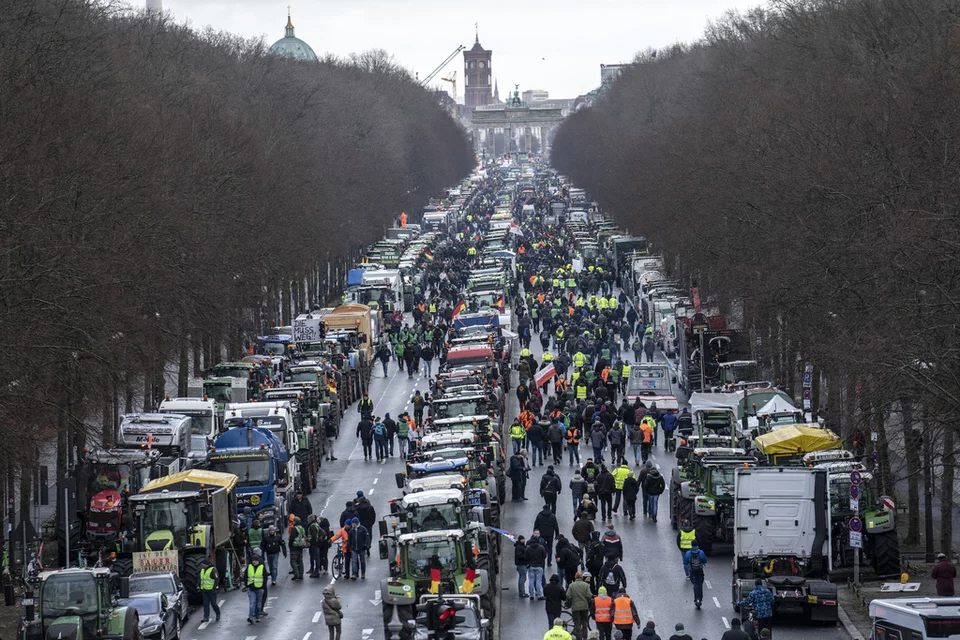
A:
[421,45,465,87]
[439,70,457,102]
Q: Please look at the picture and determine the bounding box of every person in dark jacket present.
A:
[572,512,595,550]
[354,491,377,531]
[526,535,547,600]
[534,505,561,566]
[720,618,750,640]
[602,523,623,561]
[933,553,958,596]
[556,536,582,588]
[544,574,567,629]
[356,417,374,460]
[569,472,588,512]
[510,451,530,501]
[596,466,615,520]
[260,525,287,586]
[668,622,693,640]
[289,491,313,523]
[585,532,606,590]
[514,536,529,598]
[338,501,359,528]
[528,421,546,467]
[637,618,660,640]
[598,555,627,595]
[547,421,566,464]
[540,466,563,514]
[382,413,397,457]
[347,517,370,580]
[622,471,641,520]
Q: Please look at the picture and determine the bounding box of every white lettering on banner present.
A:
[133,550,179,575]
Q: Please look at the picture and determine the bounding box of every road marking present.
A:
[264,596,278,609]
[705,580,713,589]
[713,596,721,608]
[246,636,257,640]
[362,630,375,639]
[373,478,379,484]
[369,488,375,494]
[320,495,332,517]
[722,617,730,629]
[370,589,382,606]
[303,633,312,640]
[198,620,211,630]
[312,612,322,623]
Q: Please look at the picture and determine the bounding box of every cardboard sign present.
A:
[133,550,179,575]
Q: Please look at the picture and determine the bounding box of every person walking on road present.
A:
[261,525,286,586]
[622,472,640,521]
[548,420,566,465]
[736,578,775,636]
[355,491,377,531]
[358,392,374,420]
[667,623,692,640]
[628,422,645,466]
[567,423,582,465]
[535,506,561,565]
[591,586,614,640]
[611,462,630,515]
[412,390,426,427]
[515,535,529,598]
[357,415,374,461]
[933,553,957,596]
[198,557,221,623]
[244,552,267,624]
[511,419,528,455]
[382,413,397,458]
[636,620,660,640]
[599,554,627,595]
[348,517,370,580]
[510,450,530,501]
[596,466,615,521]
[683,540,708,608]
[638,462,653,518]
[566,572,593,640]
[572,511,596,554]
[602,524,623,562]
[396,413,410,458]
[612,590,642,640]
[545,574,567,629]
[677,519,696,559]
[557,536,582,588]
[570,471,588,513]
[421,342,435,378]
[307,515,322,577]
[590,422,607,464]
[607,422,626,468]
[322,585,343,640]
[289,516,308,580]
[373,417,388,463]
[376,343,390,377]
[721,618,750,640]
[642,467,665,523]
[541,466,563,514]
[527,534,548,600]
[545,618,573,640]
[289,490,313,523]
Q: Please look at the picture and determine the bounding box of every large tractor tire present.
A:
[691,512,716,555]
[297,451,313,495]
[111,557,134,578]
[477,555,497,620]
[182,553,206,605]
[870,531,901,577]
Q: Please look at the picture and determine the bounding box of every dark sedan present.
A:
[119,592,180,640]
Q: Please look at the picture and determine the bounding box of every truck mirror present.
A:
[482,508,492,527]
[378,539,388,560]
[379,521,388,537]
[119,576,130,599]
[395,473,405,489]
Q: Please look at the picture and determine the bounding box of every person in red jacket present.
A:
[932,553,957,596]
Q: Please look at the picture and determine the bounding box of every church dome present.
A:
[269,11,318,63]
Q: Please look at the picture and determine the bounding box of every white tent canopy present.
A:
[689,391,743,415]
[756,395,799,416]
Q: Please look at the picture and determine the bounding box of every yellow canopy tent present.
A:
[754,424,842,464]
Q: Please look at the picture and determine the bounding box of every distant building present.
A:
[600,63,625,85]
[464,34,493,108]
[269,9,318,63]
[522,89,549,103]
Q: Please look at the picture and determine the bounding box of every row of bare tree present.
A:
[0,0,473,509]
[553,0,960,551]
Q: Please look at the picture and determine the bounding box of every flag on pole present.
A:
[534,363,557,389]
[461,566,477,593]
[494,296,505,311]
[423,249,434,261]
[429,565,442,594]
[509,222,523,236]
[452,300,466,317]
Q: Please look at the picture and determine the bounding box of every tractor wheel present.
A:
[692,512,715,555]
[476,553,497,619]
[111,557,133,578]
[677,496,694,533]
[297,452,313,495]
[182,553,206,605]
[871,531,901,576]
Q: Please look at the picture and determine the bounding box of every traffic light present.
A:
[435,600,467,638]
[415,601,436,631]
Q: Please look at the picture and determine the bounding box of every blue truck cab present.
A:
[208,423,290,526]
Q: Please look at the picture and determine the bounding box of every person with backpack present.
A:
[570,471,588,513]
[314,517,332,577]
[581,459,600,503]
[289,516,308,580]
[548,420,566,465]
[372,417,388,463]
[599,554,628,596]
[412,390,426,427]
[642,467,666,523]
[306,515,322,577]
[540,466,563,514]
[556,536,582,588]
[622,471,640,521]
[683,540,708,608]
[585,532,607,592]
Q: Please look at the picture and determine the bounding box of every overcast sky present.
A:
[155,0,761,99]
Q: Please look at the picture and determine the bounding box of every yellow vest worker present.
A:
[575,381,588,400]
[573,351,588,369]
[543,623,572,640]
[247,562,265,589]
[510,423,526,441]
[608,296,618,309]
[622,364,631,380]
[679,528,696,550]
[611,463,630,490]
[598,297,609,310]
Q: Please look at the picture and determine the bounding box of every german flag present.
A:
[428,556,442,594]
[494,296,505,311]
[461,566,477,593]
[423,249,434,261]
[453,300,466,317]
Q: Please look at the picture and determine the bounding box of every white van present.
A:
[871,597,960,639]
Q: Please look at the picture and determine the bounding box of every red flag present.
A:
[534,364,557,388]
[461,566,477,593]
[429,567,441,594]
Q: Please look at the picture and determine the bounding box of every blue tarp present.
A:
[454,312,500,330]
[347,269,365,286]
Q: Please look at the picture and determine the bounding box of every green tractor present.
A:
[114,470,242,605]
[379,529,493,640]
[20,568,140,639]
[670,447,757,554]
[821,461,901,576]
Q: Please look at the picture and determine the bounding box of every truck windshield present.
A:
[91,462,133,492]
[41,573,99,618]
[213,366,251,379]
[260,342,287,356]
[289,371,320,384]
[711,468,736,497]
[410,504,459,530]
[209,459,271,487]
[433,400,486,418]
[141,502,189,540]
[406,541,459,579]
[204,384,234,406]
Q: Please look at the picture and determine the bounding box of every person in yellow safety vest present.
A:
[592,587,613,639]
[543,619,572,640]
[467,246,477,256]
[566,276,576,289]
[199,557,221,623]
[588,296,597,310]
[608,296,618,309]
[613,590,641,638]
[429,302,436,314]
[588,265,595,273]
[598,297,609,310]
[571,370,580,384]
[611,462,631,514]
[575,379,588,400]
[509,420,526,455]
[542,352,554,363]
[573,351,588,370]
[244,553,267,623]
[678,519,697,558]
[576,296,584,307]
[621,363,631,391]
[553,278,562,289]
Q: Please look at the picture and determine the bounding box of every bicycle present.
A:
[331,548,347,580]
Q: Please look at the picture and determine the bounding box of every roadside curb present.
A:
[838,604,866,640]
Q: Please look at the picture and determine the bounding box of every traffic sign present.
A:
[849,517,863,532]
[882,496,896,511]
[850,497,860,512]
[849,531,863,548]
[803,373,812,388]
[850,470,863,485]
[849,485,859,499]
[873,451,880,462]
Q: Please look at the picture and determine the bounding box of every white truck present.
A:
[733,467,838,623]
[224,401,306,494]
[116,413,191,474]
[158,397,219,439]
[870,598,960,640]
